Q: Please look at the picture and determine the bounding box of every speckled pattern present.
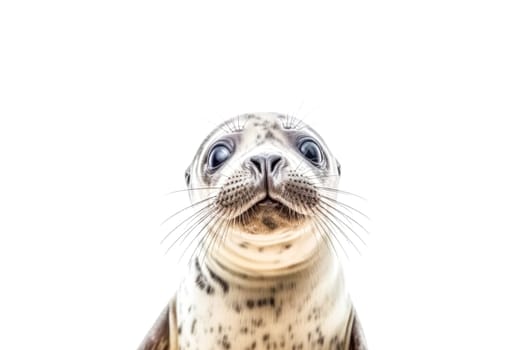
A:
[175,250,351,350]
[138,113,368,350]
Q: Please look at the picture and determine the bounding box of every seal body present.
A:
[139,113,367,350]
[176,247,351,349]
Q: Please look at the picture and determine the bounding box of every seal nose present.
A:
[249,154,283,176]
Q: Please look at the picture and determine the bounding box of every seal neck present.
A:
[203,224,334,288]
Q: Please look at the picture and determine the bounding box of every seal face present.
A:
[186,113,340,237]
[139,113,367,350]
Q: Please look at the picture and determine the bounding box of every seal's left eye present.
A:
[299,140,323,165]
[208,144,231,170]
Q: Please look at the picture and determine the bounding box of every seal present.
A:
[138,113,367,350]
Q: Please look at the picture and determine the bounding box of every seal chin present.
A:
[234,196,306,235]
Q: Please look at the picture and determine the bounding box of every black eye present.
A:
[208,144,231,170]
[299,140,323,165]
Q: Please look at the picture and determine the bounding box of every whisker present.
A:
[313,211,352,261]
[319,198,369,235]
[161,195,217,226]
[183,210,225,265]
[319,194,370,220]
[316,187,367,200]
[165,187,221,195]
[215,208,234,256]
[161,201,216,244]
[166,211,215,257]
[293,201,325,256]
[292,116,305,130]
[317,203,367,246]
[197,208,232,263]
[166,206,220,256]
[315,206,361,255]
[311,219,334,257]
[294,155,309,173]
[303,174,339,180]
[295,161,316,175]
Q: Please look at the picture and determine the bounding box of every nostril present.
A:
[250,155,283,175]
[250,156,264,174]
[268,155,283,173]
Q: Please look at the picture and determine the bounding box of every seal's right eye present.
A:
[208,144,231,170]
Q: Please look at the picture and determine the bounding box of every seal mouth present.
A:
[250,195,292,216]
[228,194,306,234]
[255,197,281,208]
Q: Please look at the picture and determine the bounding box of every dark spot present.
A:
[222,334,231,349]
[195,274,206,290]
[263,333,270,342]
[262,216,278,230]
[275,305,282,318]
[234,303,242,313]
[247,300,255,309]
[195,259,215,294]
[265,130,275,140]
[251,318,263,328]
[284,244,292,249]
[208,266,230,293]
[191,319,196,334]
[184,168,191,186]
[195,259,202,272]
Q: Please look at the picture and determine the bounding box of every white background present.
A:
[1,1,524,349]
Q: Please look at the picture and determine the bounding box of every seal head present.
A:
[186,113,340,235]
[183,113,344,276]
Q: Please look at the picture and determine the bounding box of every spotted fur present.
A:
[138,113,368,349]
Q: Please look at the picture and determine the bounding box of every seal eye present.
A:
[299,139,323,165]
[208,144,231,170]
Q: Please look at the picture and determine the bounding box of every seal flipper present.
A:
[348,312,367,350]
[137,298,178,350]
[342,307,367,350]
